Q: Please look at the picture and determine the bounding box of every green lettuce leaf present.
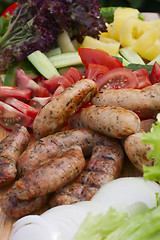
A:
[73,208,127,240]
[141,121,160,183]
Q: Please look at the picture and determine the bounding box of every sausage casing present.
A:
[33,79,98,140]
[69,105,140,139]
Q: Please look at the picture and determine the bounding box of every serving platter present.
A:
[0,11,159,240]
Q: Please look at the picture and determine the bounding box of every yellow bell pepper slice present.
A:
[80,36,120,56]
[133,26,160,57]
[109,7,139,41]
[140,39,160,61]
[120,17,151,48]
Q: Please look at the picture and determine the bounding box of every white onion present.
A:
[10,177,160,240]
[91,177,160,212]
[10,201,104,240]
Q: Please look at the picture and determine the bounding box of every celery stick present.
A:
[57,30,76,52]
[49,52,82,69]
[117,54,130,66]
[27,50,59,79]
[119,47,145,64]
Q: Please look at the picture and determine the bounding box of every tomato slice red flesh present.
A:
[95,68,139,89]
[0,86,31,101]
[150,62,160,84]
[133,69,151,89]
[85,63,109,82]
[78,48,124,70]
[0,101,32,131]
[16,69,50,98]
[1,3,18,18]
[5,97,38,120]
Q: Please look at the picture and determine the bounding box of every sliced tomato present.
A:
[150,62,160,84]
[78,48,123,70]
[0,101,32,131]
[5,97,38,120]
[29,96,52,111]
[0,86,31,101]
[16,69,50,97]
[66,67,82,82]
[96,68,139,89]
[1,3,18,18]
[43,74,74,94]
[85,63,109,82]
[133,69,151,89]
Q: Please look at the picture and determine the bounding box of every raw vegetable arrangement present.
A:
[0,1,160,240]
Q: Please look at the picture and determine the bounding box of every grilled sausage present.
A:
[1,186,48,218]
[49,143,124,207]
[124,131,155,172]
[17,129,122,176]
[13,145,86,200]
[69,105,140,139]
[0,124,30,187]
[140,119,156,132]
[91,83,160,112]
[33,79,98,140]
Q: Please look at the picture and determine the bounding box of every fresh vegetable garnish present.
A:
[150,61,160,84]
[78,48,124,69]
[1,3,18,19]
[141,120,160,183]
[0,0,107,72]
[0,86,31,101]
[0,100,32,131]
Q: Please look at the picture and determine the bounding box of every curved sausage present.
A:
[12,145,86,200]
[91,83,160,112]
[140,119,156,132]
[17,129,122,176]
[33,79,98,140]
[124,131,155,172]
[1,186,48,218]
[49,143,124,207]
[69,105,140,139]
[0,124,30,187]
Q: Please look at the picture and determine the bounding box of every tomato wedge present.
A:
[133,69,151,89]
[78,48,123,69]
[5,97,38,120]
[150,62,160,84]
[1,3,18,18]
[43,74,74,94]
[85,63,109,82]
[0,86,31,100]
[0,101,32,131]
[16,69,50,97]
[96,68,139,89]
[66,67,82,82]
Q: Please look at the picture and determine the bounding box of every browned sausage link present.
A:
[1,186,48,219]
[124,132,155,172]
[17,129,121,176]
[13,145,86,200]
[49,143,124,207]
[91,83,160,112]
[140,119,156,132]
[0,124,30,187]
[69,105,140,139]
[33,79,98,140]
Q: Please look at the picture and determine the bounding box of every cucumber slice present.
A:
[4,61,20,86]
[45,47,61,58]
[57,30,76,52]
[49,52,82,69]
[147,54,160,65]
[28,50,60,79]
[117,54,130,66]
[119,47,145,64]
